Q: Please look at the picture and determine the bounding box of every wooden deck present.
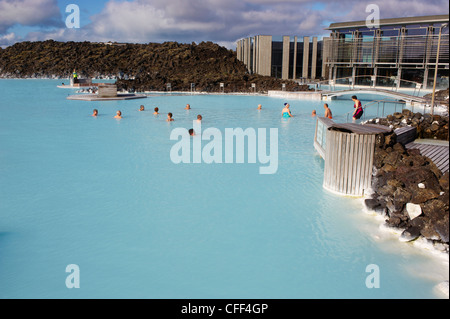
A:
[406,141,449,173]
[67,93,147,101]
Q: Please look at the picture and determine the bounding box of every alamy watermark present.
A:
[366,4,380,29]
[365,264,380,289]
[65,264,80,289]
[65,4,80,29]
[169,121,279,175]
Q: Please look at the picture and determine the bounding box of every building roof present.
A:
[326,14,449,30]
[328,123,393,135]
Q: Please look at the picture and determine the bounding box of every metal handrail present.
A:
[313,75,423,95]
[344,99,407,123]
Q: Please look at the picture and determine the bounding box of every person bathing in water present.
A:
[352,95,363,121]
[154,107,159,115]
[282,103,293,118]
[167,113,174,122]
[92,109,98,117]
[114,111,122,119]
[324,103,332,119]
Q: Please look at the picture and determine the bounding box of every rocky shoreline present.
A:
[0,40,309,93]
[365,108,449,139]
[363,110,449,254]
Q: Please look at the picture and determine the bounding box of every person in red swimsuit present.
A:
[352,96,363,121]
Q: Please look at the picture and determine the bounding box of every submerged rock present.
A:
[364,198,387,215]
[400,226,421,242]
[434,281,449,298]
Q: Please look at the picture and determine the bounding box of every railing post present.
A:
[329,80,335,92]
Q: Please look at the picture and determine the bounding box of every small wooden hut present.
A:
[314,117,392,196]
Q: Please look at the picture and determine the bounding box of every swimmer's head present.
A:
[189,129,195,136]
[154,107,159,112]
[116,110,122,116]
[257,104,262,109]
[140,105,145,111]
[93,109,98,115]
[197,115,202,121]
[168,112,173,118]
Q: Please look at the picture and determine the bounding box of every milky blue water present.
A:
[0,79,447,299]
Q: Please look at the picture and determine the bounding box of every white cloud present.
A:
[0,0,62,34]
[0,32,18,48]
[86,0,241,43]
[2,0,448,49]
[325,0,447,23]
[84,0,332,44]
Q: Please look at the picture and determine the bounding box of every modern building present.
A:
[324,15,449,89]
[236,35,325,81]
[236,15,449,90]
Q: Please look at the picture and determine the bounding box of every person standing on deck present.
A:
[73,69,78,84]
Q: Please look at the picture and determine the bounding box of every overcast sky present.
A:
[1,0,448,49]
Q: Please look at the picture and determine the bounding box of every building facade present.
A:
[324,15,449,89]
[236,35,325,81]
[236,15,449,90]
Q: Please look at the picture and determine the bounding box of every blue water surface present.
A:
[0,79,447,299]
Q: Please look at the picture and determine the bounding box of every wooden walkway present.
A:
[405,142,449,173]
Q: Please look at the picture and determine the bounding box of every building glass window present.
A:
[405,27,428,36]
[376,68,398,87]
